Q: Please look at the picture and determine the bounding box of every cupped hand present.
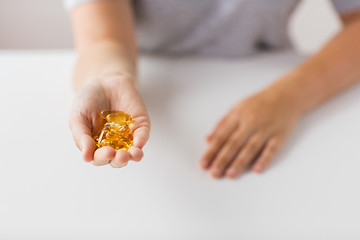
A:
[200,86,302,178]
[69,76,150,167]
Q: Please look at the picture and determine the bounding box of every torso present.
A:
[133,0,300,57]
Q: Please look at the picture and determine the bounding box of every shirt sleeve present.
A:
[331,0,360,13]
[63,0,100,10]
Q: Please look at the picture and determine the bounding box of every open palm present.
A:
[69,76,150,167]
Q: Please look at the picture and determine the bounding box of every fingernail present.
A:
[211,167,221,178]
[119,162,128,168]
[226,168,238,178]
[253,165,263,173]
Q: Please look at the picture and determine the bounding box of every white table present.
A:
[0,50,359,239]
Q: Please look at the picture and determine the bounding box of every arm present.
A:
[270,9,360,114]
[71,0,137,89]
[200,9,360,179]
[69,0,150,167]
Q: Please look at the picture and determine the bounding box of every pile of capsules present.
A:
[94,110,133,151]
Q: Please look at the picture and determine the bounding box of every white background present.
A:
[0,0,341,53]
[1,0,359,239]
[1,51,359,239]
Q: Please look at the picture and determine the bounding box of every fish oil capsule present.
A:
[106,113,132,124]
[118,135,132,146]
[110,123,130,135]
[105,132,122,141]
[100,139,129,150]
[95,110,134,151]
[100,110,119,119]
[100,111,132,123]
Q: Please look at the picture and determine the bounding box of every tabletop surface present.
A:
[0,50,359,240]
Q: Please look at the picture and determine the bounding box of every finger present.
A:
[206,134,212,142]
[110,149,130,168]
[199,118,238,169]
[81,135,97,162]
[69,114,97,162]
[252,136,285,173]
[225,133,267,178]
[132,125,150,149]
[209,127,251,178]
[207,117,228,140]
[204,117,229,143]
[206,132,217,142]
[128,146,144,162]
[92,146,116,166]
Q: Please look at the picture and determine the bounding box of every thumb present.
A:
[69,113,97,162]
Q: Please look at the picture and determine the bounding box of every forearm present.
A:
[269,14,360,114]
[70,0,137,91]
[73,40,137,90]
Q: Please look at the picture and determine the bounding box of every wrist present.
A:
[264,71,309,117]
[97,74,138,89]
[72,42,137,91]
[73,61,138,90]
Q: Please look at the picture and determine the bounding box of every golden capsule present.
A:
[100,110,123,119]
[99,139,110,146]
[118,135,132,145]
[100,110,132,123]
[111,123,130,135]
[100,139,116,149]
[104,123,130,136]
[115,140,129,150]
[95,110,134,151]
[127,133,133,141]
[106,113,132,124]
[100,139,129,151]
[103,124,111,132]
[105,132,121,140]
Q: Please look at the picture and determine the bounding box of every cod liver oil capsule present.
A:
[95,110,133,151]
[100,110,132,123]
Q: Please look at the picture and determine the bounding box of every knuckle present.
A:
[226,138,238,149]
[267,145,277,155]
[213,156,230,169]
[259,155,272,166]
[203,151,215,161]
[214,134,227,144]
[246,140,258,153]
[245,114,257,125]
[267,140,281,154]
[234,153,245,165]
[213,155,223,165]
[206,144,218,155]
[263,155,273,163]
[233,159,246,170]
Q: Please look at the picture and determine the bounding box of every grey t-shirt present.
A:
[64,0,360,57]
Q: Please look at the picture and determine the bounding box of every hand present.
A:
[199,85,302,178]
[69,76,150,168]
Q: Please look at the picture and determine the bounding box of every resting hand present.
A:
[200,85,302,178]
